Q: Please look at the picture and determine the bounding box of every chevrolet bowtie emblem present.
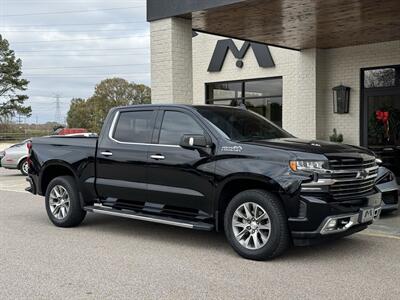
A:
[356,170,369,179]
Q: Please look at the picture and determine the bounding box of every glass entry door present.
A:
[362,66,400,176]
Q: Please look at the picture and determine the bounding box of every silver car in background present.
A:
[0,140,29,175]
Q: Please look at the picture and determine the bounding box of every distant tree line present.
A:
[67,77,151,133]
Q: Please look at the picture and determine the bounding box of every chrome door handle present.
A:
[101,151,113,157]
[150,154,165,160]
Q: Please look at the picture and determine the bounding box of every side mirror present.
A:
[180,134,210,150]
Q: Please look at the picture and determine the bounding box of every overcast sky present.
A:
[0,0,149,124]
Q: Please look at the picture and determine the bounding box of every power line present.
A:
[19,53,149,57]
[24,72,150,79]
[9,35,149,44]
[10,0,143,3]
[3,29,146,32]
[1,5,146,17]
[24,63,149,70]
[15,47,148,52]
[25,71,150,75]
[24,75,150,78]
[1,21,146,27]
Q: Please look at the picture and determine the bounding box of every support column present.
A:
[284,48,321,140]
[150,17,193,104]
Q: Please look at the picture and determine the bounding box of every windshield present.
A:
[194,106,292,142]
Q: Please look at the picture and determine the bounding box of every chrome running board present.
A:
[83,204,214,231]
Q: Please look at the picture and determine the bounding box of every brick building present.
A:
[147,0,400,176]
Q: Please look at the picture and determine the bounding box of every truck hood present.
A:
[241,138,374,157]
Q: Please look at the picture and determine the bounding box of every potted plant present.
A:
[329,128,343,143]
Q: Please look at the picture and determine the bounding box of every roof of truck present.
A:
[113,104,241,111]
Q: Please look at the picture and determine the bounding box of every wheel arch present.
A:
[215,174,285,231]
[17,155,28,169]
[39,161,79,197]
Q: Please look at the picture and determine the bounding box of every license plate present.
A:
[359,207,375,223]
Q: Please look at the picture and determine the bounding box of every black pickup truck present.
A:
[27,105,398,260]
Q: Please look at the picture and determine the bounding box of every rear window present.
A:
[113,110,155,143]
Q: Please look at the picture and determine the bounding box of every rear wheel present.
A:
[19,159,29,176]
[45,176,86,227]
[224,189,290,260]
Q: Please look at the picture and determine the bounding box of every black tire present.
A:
[224,189,290,260]
[45,176,86,227]
[19,158,29,176]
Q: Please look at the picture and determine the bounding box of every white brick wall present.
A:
[151,18,193,104]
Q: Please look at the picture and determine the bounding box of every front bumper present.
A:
[288,191,382,246]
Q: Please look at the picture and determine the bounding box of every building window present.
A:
[364,68,397,88]
[206,77,283,127]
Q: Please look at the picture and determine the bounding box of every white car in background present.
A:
[0,140,30,176]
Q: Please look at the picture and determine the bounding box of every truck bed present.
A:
[29,136,99,197]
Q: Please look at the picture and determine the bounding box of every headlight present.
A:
[375,158,382,165]
[376,171,394,184]
[290,160,327,172]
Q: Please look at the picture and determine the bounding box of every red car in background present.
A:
[55,128,87,136]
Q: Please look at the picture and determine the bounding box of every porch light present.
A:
[332,85,351,114]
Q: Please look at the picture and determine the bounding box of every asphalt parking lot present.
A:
[0,168,399,299]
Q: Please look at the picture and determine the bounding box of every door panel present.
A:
[96,143,149,203]
[147,109,215,217]
[147,145,215,215]
[96,109,156,204]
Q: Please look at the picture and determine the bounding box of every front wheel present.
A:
[45,176,86,227]
[224,189,290,260]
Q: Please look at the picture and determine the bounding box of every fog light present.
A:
[326,219,337,229]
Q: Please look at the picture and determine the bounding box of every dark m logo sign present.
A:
[208,39,275,72]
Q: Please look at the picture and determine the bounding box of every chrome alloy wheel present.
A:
[232,202,271,250]
[22,160,29,175]
[49,185,70,220]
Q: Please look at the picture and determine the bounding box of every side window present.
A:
[159,111,204,145]
[113,110,155,143]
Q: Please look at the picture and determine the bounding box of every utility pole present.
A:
[53,93,62,124]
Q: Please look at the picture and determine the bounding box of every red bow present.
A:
[376,111,389,123]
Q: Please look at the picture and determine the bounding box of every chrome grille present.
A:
[329,158,376,170]
[328,158,378,200]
